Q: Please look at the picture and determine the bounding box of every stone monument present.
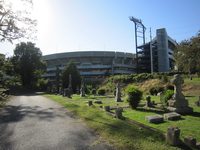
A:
[80,78,85,97]
[115,83,121,102]
[63,74,72,98]
[167,74,193,114]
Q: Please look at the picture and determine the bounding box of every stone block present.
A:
[87,101,93,106]
[94,100,103,104]
[104,106,110,112]
[184,136,196,148]
[166,127,181,146]
[115,107,123,119]
[146,115,164,124]
[196,142,200,149]
[164,112,181,121]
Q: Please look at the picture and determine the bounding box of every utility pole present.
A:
[150,28,153,74]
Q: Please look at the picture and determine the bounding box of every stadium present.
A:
[42,51,136,81]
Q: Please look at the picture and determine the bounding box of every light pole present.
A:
[129,16,146,73]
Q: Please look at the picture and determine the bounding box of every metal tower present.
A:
[129,16,146,73]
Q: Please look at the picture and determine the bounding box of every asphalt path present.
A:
[0,94,112,150]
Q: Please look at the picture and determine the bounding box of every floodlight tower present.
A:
[129,16,146,73]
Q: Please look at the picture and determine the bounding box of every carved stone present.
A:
[167,74,193,114]
[166,127,181,146]
[184,137,197,148]
[115,107,123,119]
[146,115,164,124]
[115,83,121,102]
[80,78,85,97]
[163,112,181,121]
[104,106,110,112]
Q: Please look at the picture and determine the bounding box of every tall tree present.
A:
[0,0,36,43]
[174,31,200,73]
[12,42,45,87]
[61,61,81,93]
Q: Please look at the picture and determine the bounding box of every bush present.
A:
[161,75,169,83]
[97,88,106,95]
[91,89,96,95]
[149,86,164,95]
[160,90,174,106]
[165,84,174,91]
[125,85,143,109]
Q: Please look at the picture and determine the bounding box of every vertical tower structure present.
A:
[129,16,146,73]
[156,28,170,72]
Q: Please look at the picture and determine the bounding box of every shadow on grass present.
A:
[136,107,165,114]
[80,109,168,149]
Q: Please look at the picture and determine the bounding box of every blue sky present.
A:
[0,0,200,56]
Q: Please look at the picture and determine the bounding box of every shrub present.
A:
[160,90,174,106]
[161,75,169,83]
[125,85,143,109]
[91,89,96,95]
[149,86,164,95]
[97,88,106,95]
[165,84,174,91]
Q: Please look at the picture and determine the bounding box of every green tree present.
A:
[12,42,46,88]
[174,31,200,74]
[0,0,36,42]
[61,61,81,93]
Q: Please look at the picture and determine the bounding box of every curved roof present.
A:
[43,51,135,60]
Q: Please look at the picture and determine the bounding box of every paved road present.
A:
[0,94,112,150]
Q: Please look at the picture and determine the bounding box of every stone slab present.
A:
[94,100,103,104]
[146,115,164,124]
[164,112,181,121]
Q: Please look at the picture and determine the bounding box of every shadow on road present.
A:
[0,103,65,149]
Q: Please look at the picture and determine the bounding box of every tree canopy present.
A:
[12,42,45,87]
[174,31,200,74]
[0,0,36,43]
[61,61,81,93]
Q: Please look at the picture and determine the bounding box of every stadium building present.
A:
[42,28,176,81]
[42,51,136,81]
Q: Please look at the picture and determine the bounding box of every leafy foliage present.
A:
[174,31,200,73]
[125,85,143,109]
[97,88,106,95]
[61,61,81,93]
[12,42,46,88]
[0,0,36,42]
[160,90,174,106]
[149,86,164,95]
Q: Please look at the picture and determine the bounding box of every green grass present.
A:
[123,96,200,141]
[45,94,178,150]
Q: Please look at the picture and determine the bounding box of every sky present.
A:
[0,0,200,56]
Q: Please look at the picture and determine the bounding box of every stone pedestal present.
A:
[115,83,121,102]
[167,74,193,114]
[87,101,93,106]
[104,106,110,112]
[166,127,181,146]
[115,107,123,119]
[184,137,197,148]
[145,96,152,107]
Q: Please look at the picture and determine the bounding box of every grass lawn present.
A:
[45,94,179,150]
[123,96,200,141]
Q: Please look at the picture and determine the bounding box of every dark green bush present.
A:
[160,90,174,106]
[97,88,106,95]
[91,89,96,95]
[165,84,174,91]
[125,85,143,109]
[149,86,164,95]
